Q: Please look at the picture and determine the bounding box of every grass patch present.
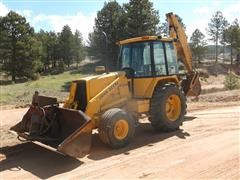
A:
[0,71,85,106]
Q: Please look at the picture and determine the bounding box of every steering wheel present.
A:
[122,67,135,79]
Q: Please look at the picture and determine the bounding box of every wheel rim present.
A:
[114,119,129,140]
[165,94,181,121]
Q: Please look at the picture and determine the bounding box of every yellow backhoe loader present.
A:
[10,12,201,158]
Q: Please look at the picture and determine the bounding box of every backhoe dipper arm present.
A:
[166,12,201,96]
[166,12,193,73]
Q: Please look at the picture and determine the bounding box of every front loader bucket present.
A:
[56,108,92,158]
[10,104,92,158]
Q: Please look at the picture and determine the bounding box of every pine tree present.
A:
[59,25,75,68]
[207,11,228,62]
[89,1,126,69]
[36,30,60,70]
[223,19,240,64]
[73,30,85,67]
[190,29,207,64]
[159,14,186,36]
[0,11,42,82]
[125,0,159,37]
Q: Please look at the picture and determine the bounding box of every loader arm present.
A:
[166,12,201,96]
[85,74,130,125]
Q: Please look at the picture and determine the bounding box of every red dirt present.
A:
[1,102,239,179]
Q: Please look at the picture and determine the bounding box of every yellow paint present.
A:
[167,12,193,73]
[63,72,180,128]
[166,94,181,121]
[127,99,149,113]
[133,76,180,98]
[114,119,129,140]
[63,82,77,108]
[117,36,173,45]
[84,72,130,121]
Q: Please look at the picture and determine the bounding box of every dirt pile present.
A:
[206,63,228,75]
[205,63,240,76]
[188,89,240,103]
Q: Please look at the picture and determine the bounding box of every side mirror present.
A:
[95,66,106,74]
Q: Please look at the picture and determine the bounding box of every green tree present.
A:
[220,20,229,61]
[125,0,159,37]
[59,25,74,68]
[207,11,228,62]
[224,71,240,90]
[73,30,85,67]
[49,31,60,68]
[89,1,126,69]
[36,30,60,70]
[223,19,240,64]
[190,29,207,64]
[159,14,186,36]
[158,22,168,36]
[0,11,42,82]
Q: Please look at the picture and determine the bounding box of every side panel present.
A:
[85,72,131,123]
[127,99,150,113]
[133,76,180,98]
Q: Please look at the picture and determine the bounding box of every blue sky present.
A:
[1,0,239,43]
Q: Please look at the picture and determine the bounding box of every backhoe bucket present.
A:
[181,72,201,96]
[10,96,92,158]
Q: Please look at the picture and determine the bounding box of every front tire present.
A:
[98,108,135,148]
[149,83,186,131]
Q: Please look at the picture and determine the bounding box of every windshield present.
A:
[120,42,152,77]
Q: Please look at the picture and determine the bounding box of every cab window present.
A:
[153,42,167,75]
[165,42,178,75]
[121,42,151,77]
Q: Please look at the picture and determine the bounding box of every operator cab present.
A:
[118,36,179,78]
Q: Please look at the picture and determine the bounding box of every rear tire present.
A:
[98,108,135,148]
[149,83,186,131]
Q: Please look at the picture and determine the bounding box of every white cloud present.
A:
[189,1,240,43]
[0,2,95,42]
[22,9,33,18]
[193,7,212,15]
[186,18,210,41]
[32,12,96,42]
[213,0,221,7]
[222,2,240,22]
[0,2,9,16]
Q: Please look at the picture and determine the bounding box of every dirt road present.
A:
[0,105,239,179]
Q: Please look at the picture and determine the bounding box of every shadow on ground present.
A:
[0,143,82,179]
[0,78,28,85]
[0,115,195,179]
[88,116,195,160]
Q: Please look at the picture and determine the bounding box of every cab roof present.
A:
[117,36,174,45]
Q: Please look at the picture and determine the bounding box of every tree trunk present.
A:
[230,44,233,65]
[222,45,225,62]
[11,74,16,82]
[11,39,16,83]
[237,54,240,64]
[215,40,218,62]
[52,58,56,68]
